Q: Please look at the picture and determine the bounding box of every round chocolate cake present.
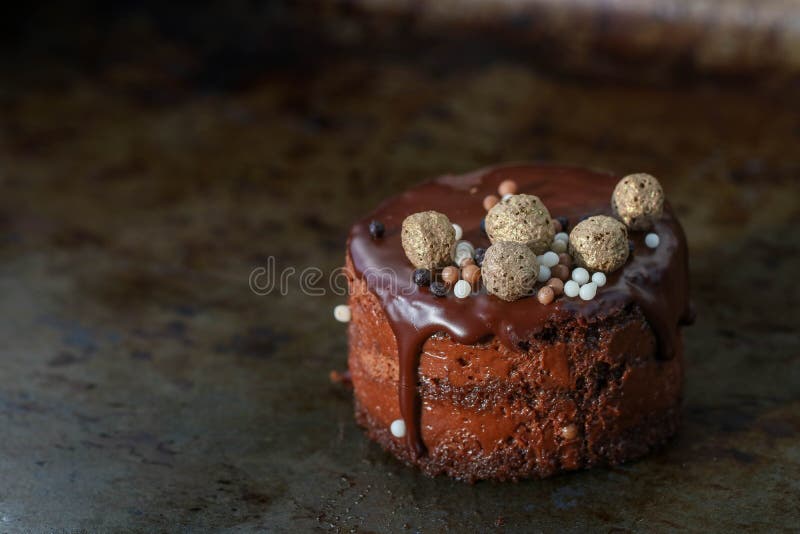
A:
[341,164,693,482]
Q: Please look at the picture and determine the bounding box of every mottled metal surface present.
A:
[348,0,800,80]
[0,10,799,532]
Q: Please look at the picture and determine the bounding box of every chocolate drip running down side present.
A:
[347,164,692,458]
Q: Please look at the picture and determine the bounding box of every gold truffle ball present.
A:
[568,215,629,273]
[485,194,555,254]
[611,173,665,230]
[481,241,539,302]
[401,211,456,269]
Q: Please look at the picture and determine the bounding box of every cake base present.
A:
[355,398,681,483]
[347,262,684,482]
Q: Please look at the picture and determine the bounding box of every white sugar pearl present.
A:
[591,272,607,287]
[554,232,569,243]
[453,241,475,265]
[454,279,471,299]
[452,223,463,241]
[333,304,351,323]
[390,419,406,438]
[454,250,472,266]
[538,265,551,283]
[571,267,590,285]
[645,233,660,248]
[455,240,474,254]
[579,282,597,300]
[564,280,580,297]
[551,240,567,253]
[541,251,559,268]
[502,193,514,201]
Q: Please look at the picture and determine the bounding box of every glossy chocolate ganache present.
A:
[347,164,693,459]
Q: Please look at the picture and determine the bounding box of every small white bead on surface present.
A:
[591,272,607,287]
[333,304,351,323]
[501,193,514,201]
[538,265,551,283]
[564,280,580,297]
[452,223,463,241]
[541,251,560,268]
[579,281,598,300]
[390,419,406,438]
[645,233,660,248]
[551,239,567,253]
[454,279,471,299]
[554,232,569,243]
[571,267,590,285]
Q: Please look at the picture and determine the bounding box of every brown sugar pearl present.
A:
[537,285,554,303]
[459,257,475,268]
[462,264,481,287]
[498,179,518,196]
[442,266,459,286]
[551,264,570,281]
[483,194,499,211]
[546,277,564,296]
[552,219,563,233]
[558,253,572,268]
[537,285,555,305]
[562,424,579,440]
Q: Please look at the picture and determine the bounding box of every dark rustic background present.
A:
[0,2,798,531]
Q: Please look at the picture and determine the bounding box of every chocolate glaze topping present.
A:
[347,164,693,458]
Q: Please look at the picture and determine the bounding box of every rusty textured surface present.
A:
[0,5,799,532]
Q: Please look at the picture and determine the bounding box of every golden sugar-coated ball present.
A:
[481,241,539,302]
[568,215,629,273]
[611,173,665,230]
[401,211,456,269]
[485,194,555,254]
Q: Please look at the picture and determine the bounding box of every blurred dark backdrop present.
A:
[4,1,800,90]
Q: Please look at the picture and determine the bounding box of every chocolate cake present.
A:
[340,164,693,482]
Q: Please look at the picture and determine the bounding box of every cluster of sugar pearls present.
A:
[568,215,629,273]
[563,267,605,301]
[481,241,539,302]
[401,211,456,269]
[612,173,665,230]
[485,194,555,254]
